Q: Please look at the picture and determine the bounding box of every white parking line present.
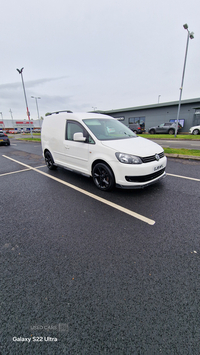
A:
[0,168,31,176]
[0,165,46,177]
[2,155,155,226]
[167,173,200,182]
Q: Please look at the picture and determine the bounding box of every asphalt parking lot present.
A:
[1,142,200,355]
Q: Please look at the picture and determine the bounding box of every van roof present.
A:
[46,110,73,115]
[45,111,112,120]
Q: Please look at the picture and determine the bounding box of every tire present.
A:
[168,129,175,135]
[92,163,115,191]
[193,129,199,135]
[149,129,155,134]
[44,151,57,170]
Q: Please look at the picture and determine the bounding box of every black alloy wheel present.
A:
[44,151,57,170]
[92,163,115,191]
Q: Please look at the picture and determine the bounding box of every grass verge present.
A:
[164,148,200,157]
[143,134,200,140]
[18,137,41,142]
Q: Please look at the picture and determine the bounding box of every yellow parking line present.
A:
[2,155,155,226]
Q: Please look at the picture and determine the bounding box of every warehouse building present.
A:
[100,98,200,133]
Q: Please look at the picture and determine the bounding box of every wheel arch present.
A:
[91,159,115,181]
[43,148,54,159]
[44,148,50,154]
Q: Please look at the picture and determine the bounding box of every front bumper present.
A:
[116,169,166,189]
[111,156,167,189]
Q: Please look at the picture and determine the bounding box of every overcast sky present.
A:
[1,0,200,120]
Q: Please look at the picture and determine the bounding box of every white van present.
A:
[41,111,167,191]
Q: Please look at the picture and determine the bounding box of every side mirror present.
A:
[73,132,86,142]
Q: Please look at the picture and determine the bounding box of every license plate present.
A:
[0,139,3,142]
[154,164,163,171]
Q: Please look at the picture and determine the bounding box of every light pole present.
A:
[175,24,194,137]
[9,109,14,128]
[31,96,41,128]
[16,67,33,138]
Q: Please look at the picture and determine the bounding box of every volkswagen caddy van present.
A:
[41,111,167,191]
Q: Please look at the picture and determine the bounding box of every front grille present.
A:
[125,168,165,183]
[141,152,164,163]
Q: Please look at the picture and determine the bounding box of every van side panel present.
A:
[41,116,66,162]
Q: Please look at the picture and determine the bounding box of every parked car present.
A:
[148,122,182,135]
[189,124,200,135]
[41,111,167,191]
[0,131,10,146]
[128,123,145,134]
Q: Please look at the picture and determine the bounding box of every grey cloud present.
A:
[0,76,68,91]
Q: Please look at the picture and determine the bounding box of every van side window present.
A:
[66,121,94,144]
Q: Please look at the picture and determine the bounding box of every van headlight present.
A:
[115,152,142,164]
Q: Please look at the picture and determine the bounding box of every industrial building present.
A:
[100,98,200,133]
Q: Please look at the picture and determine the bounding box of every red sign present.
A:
[16,121,33,125]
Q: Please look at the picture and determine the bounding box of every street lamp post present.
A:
[31,96,41,128]
[16,67,33,138]
[9,109,14,128]
[175,24,194,137]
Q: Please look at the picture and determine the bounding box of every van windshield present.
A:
[83,119,136,141]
